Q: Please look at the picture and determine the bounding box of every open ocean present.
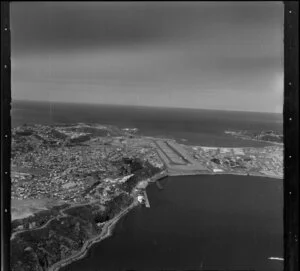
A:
[11,100,283,147]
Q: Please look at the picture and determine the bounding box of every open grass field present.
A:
[11,198,64,220]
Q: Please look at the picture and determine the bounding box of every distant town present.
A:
[11,123,283,271]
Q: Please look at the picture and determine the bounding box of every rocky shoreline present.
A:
[49,169,282,271]
[49,171,167,271]
[49,200,139,271]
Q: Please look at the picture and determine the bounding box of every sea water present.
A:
[63,175,283,271]
[12,100,282,147]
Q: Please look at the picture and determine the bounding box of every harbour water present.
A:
[62,175,283,271]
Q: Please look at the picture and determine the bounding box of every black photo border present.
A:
[283,1,299,271]
[1,1,299,271]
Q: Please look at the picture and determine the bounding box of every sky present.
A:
[11,2,284,113]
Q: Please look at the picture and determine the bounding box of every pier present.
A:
[143,190,150,208]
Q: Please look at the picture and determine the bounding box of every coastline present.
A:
[11,116,283,271]
[49,200,139,271]
[168,170,283,180]
[49,169,282,271]
[49,171,167,271]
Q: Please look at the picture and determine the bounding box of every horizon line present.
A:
[12,98,283,115]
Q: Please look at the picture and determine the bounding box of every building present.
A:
[137,195,145,203]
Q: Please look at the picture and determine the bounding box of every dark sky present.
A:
[11,2,283,112]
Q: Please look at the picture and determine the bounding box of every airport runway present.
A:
[152,139,210,175]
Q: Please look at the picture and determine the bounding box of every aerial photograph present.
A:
[10,2,284,271]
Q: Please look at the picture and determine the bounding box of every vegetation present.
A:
[120,160,160,193]
[104,193,133,220]
[11,211,98,271]
[11,190,140,270]
[211,158,220,164]
[63,205,94,222]
[12,204,70,232]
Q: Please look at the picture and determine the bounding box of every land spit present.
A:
[150,138,283,180]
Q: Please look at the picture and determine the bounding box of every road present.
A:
[49,200,139,271]
[11,201,100,241]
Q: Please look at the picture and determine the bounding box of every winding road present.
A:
[11,201,100,241]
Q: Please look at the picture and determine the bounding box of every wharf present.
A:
[143,190,150,208]
[149,171,168,182]
[155,181,163,190]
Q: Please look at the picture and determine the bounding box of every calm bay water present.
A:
[12,100,282,147]
[63,175,283,271]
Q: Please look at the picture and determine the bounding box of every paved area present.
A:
[152,139,209,175]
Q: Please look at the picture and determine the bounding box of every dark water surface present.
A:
[12,100,282,147]
[63,175,283,271]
